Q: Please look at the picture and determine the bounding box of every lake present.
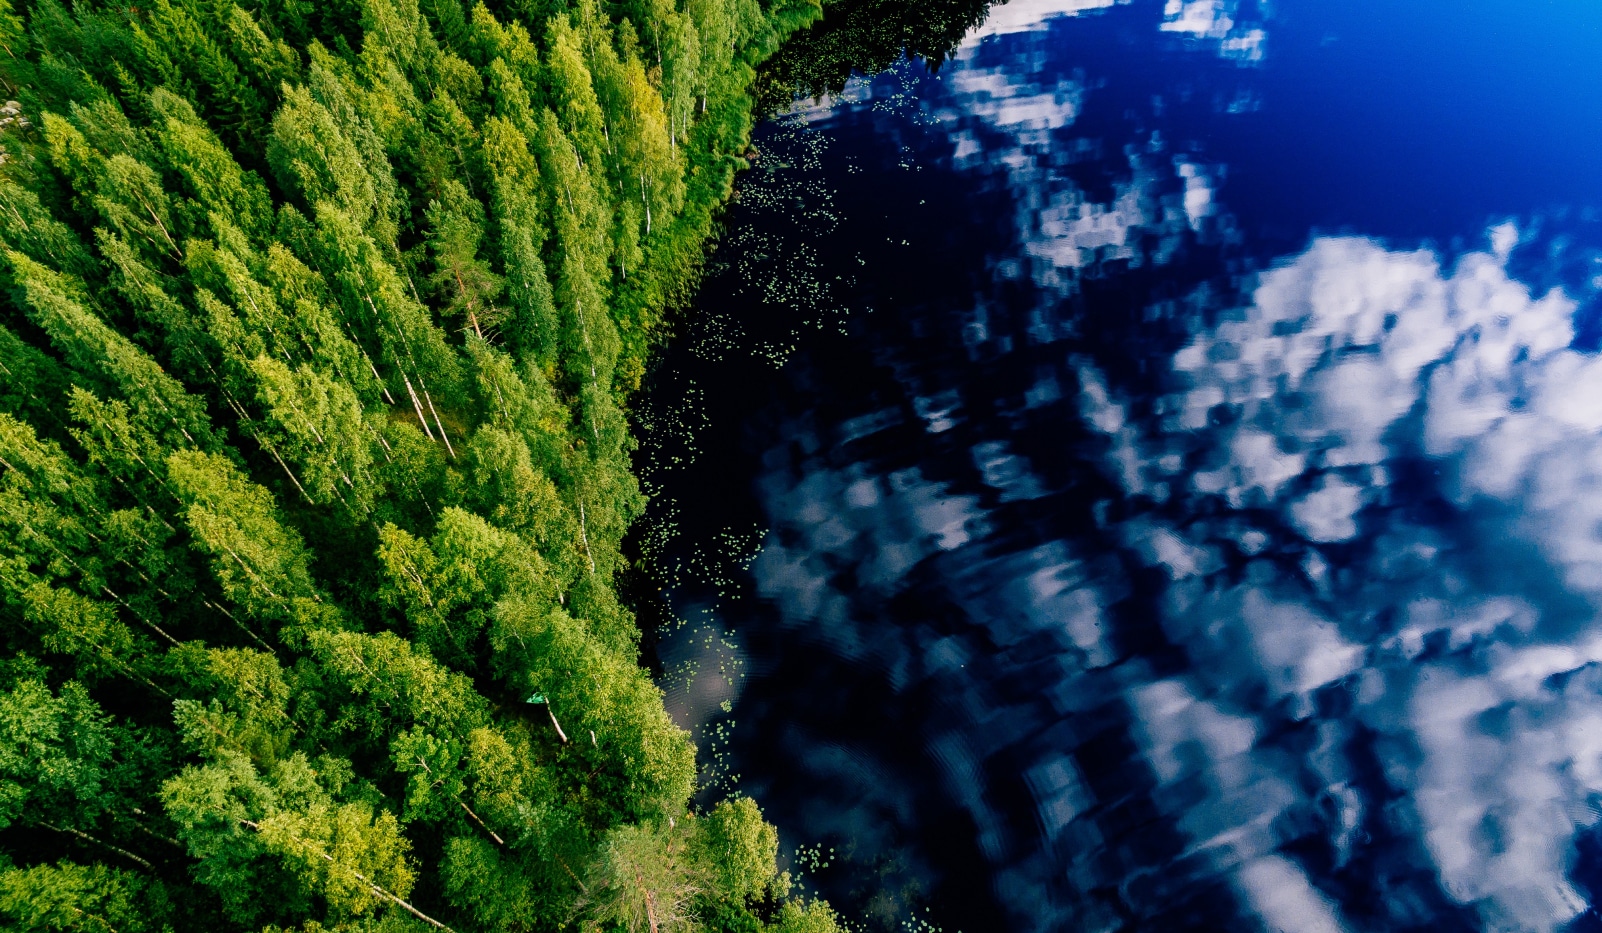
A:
[634,1,1602,930]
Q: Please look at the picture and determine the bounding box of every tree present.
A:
[694,797,778,904]
[585,821,701,933]
[488,597,695,823]
[544,16,607,173]
[0,677,113,832]
[303,45,405,250]
[165,448,340,641]
[310,201,463,448]
[0,323,72,429]
[9,252,217,452]
[93,229,216,382]
[21,581,163,689]
[460,425,568,543]
[0,862,174,933]
[601,31,679,244]
[168,644,296,766]
[418,87,484,200]
[221,2,302,107]
[305,628,486,740]
[149,88,275,244]
[41,112,184,266]
[267,85,389,240]
[139,0,273,155]
[440,832,571,932]
[771,899,847,933]
[161,750,424,927]
[0,179,96,281]
[0,417,174,689]
[247,354,375,510]
[424,179,503,339]
[497,218,560,365]
[260,241,383,403]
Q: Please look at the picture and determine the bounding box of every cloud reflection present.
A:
[963,0,1122,42]
[1160,0,1266,62]
[926,12,1238,303]
[1077,233,1602,932]
[737,227,1602,931]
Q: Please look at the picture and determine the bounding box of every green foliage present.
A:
[0,677,113,830]
[585,821,702,933]
[771,899,848,933]
[0,0,831,927]
[0,861,174,933]
[696,797,779,903]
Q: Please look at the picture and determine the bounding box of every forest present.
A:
[0,0,857,927]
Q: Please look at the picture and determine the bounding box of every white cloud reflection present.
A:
[735,207,1602,928]
[935,17,1247,305]
[813,0,1249,309]
[1160,0,1267,62]
[962,0,1122,44]
[1077,231,1602,931]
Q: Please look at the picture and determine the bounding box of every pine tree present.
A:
[9,254,216,451]
[165,448,338,640]
[584,820,702,933]
[424,178,503,339]
[149,88,275,244]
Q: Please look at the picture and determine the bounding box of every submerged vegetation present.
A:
[0,0,859,927]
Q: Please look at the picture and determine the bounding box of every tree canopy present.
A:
[0,0,843,927]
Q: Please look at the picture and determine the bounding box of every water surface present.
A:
[636,2,1602,929]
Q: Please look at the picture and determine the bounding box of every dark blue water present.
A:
[634,2,1602,930]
